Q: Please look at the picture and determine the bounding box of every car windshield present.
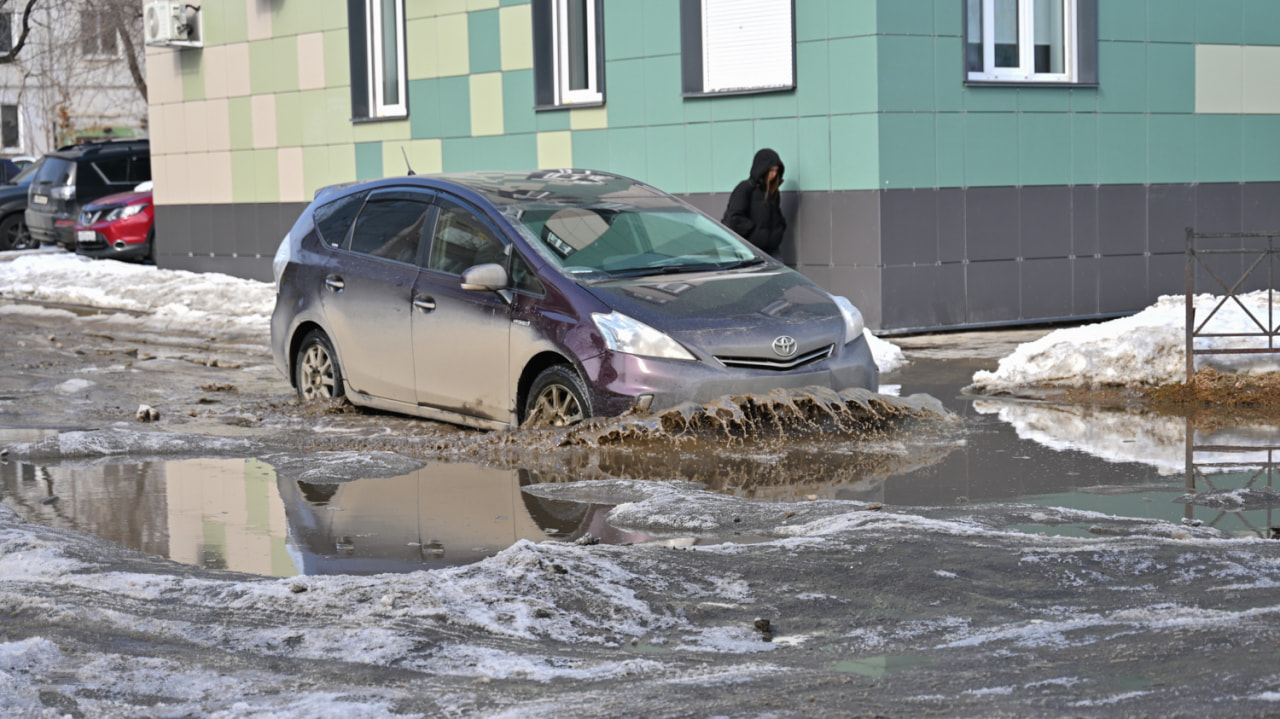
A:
[508,204,760,278]
[6,158,41,185]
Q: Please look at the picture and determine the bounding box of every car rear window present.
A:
[33,157,74,186]
[313,191,367,248]
[90,155,150,185]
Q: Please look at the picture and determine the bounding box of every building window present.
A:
[680,0,795,97]
[1,105,18,150]
[533,0,605,108]
[964,0,1097,85]
[0,13,12,55]
[347,0,407,120]
[81,9,119,57]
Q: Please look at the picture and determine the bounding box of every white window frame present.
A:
[367,0,407,118]
[967,0,1077,84]
[551,0,602,106]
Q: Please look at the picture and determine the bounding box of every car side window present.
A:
[427,200,505,276]
[348,197,431,265]
[510,251,545,295]
[313,192,368,248]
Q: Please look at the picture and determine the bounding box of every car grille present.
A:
[80,208,113,225]
[715,344,834,371]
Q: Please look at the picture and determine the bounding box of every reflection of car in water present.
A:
[278,463,647,575]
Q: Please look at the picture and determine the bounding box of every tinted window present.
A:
[314,191,367,248]
[91,155,149,184]
[34,157,73,186]
[427,200,505,275]
[349,197,430,264]
[511,252,544,295]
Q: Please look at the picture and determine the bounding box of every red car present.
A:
[74,186,154,262]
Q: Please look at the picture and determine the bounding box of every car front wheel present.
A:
[524,365,592,428]
[295,330,344,402]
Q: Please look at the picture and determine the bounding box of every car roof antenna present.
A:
[401,147,415,176]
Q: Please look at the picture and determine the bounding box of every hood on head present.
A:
[749,148,784,185]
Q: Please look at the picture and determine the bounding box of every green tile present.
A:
[302,145,331,201]
[607,127,647,180]
[644,124,687,193]
[877,0,934,36]
[963,112,1018,187]
[605,58,647,127]
[796,115,832,191]
[754,117,799,190]
[797,41,830,116]
[684,122,714,193]
[708,94,756,123]
[828,0,876,38]
[478,134,537,169]
[1148,0,1195,43]
[1070,86,1099,113]
[228,97,254,151]
[249,41,275,95]
[1243,115,1280,182]
[605,0,644,60]
[181,51,205,102]
[1147,114,1195,184]
[438,76,474,138]
[831,114,879,190]
[232,150,279,203]
[469,9,502,74]
[207,0,248,46]
[643,0,680,55]
[1146,43,1195,114]
[324,29,351,89]
[1099,0,1146,41]
[1244,0,1280,45]
[1096,113,1146,184]
[272,36,300,94]
[273,0,324,36]
[502,70,536,135]
[934,0,961,38]
[710,119,754,191]
[964,85,1018,112]
[880,112,936,189]
[409,78,442,138]
[796,0,829,42]
[321,0,349,32]
[828,37,877,115]
[1097,42,1147,113]
[501,0,529,5]
[355,141,383,180]
[1019,88,1072,112]
[1197,0,1243,44]
[1070,112,1098,185]
[753,89,798,120]
[643,55,684,126]
[879,36,934,112]
[571,128,610,170]
[935,111,964,188]
[323,88,354,145]
[1018,113,1072,186]
[684,97,712,123]
[933,36,963,113]
[536,109,572,131]
[1195,114,1242,183]
[276,92,304,147]
[298,90,329,146]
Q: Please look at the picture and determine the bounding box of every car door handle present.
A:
[413,296,436,312]
[324,275,344,292]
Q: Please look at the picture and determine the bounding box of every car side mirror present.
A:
[459,263,509,292]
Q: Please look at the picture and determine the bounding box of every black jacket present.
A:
[722,148,786,254]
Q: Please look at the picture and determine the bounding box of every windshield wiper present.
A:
[717,257,767,270]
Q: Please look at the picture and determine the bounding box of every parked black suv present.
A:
[27,139,150,250]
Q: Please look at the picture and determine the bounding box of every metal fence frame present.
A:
[1184,227,1280,382]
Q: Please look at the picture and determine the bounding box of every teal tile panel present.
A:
[1071,86,1099,113]
[1244,0,1280,45]
[828,37,877,115]
[754,117,799,191]
[501,0,528,5]
[933,36,964,113]
[1146,43,1195,114]
[443,135,537,171]
[796,0,829,42]
[934,0,961,37]
[1243,115,1280,181]
[355,141,382,180]
[503,69,537,136]
[1149,0,1195,42]
[878,35,935,112]
[438,76,473,138]
[935,112,964,188]
[880,112,936,189]
[1147,114,1196,184]
[964,86,1019,112]
[877,0,934,36]
[1070,112,1098,186]
[1097,42,1147,113]
[536,109,572,132]
[1196,114,1243,183]
[408,78,441,139]
[605,59,647,127]
[572,128,611,171]
[1096,113,1147,184]
[709,95,757,123]
[753,89,799,120]
[1019,88,1072,113]
[644,124,688,194]
[468,9,502,74]
[710,120,756,192]
[828,0,876,38]
[643,55,684,127]
[684,96,712,123]
[1018,113,1072,187]
[1197,0,1243,44]
[605,0,644,60]
[1099,0,1146,41]
[685,122,714,193]
[797,41,831,116]
[963,112,1018,187]
[608,127,648,180]
[796,115,832,191]
[831,113,880,191]
[643,0,681,56]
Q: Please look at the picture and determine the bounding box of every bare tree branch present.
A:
[0,0,41,64]
[108,0,147,101]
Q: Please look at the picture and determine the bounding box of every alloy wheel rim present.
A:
[299,344,335,400]
[531,384,583,427]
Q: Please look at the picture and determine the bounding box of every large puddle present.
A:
[2,358,1277,576]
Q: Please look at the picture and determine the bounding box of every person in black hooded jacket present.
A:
[722,148,786,255]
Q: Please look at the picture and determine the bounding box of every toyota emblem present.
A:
[772,335,797,358]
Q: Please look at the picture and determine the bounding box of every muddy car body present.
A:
[270,170,878,430]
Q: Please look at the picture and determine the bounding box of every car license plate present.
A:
[77,230,95,242]
[32,194,47,205]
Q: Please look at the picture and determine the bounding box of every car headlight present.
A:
[831,295,865,345]
[104,204,147,222]
[591,311,696,361]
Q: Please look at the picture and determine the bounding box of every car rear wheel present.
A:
[524,366,592,428]
[295,330,345,402]
[0,213,32,251]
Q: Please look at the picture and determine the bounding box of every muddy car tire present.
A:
[0,213,32,251]
[524,365,592,428]
[295,330,345,402]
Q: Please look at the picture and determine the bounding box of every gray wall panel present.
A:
[966,260,1020,323]
[1147,184,1196,254]
[1098,254,1149,313]
[1098,184,1147,255]
[1197,183,1243,235]
[1243,182,1280,230]
[1021,258,1072,319]
[831,190,879,267]
[1020,186,1071,260]
[966,187,1019,261]
[881,189,936,266]
[1072,256,1100,316]
[937,188,966,263]
[786,190,829,266]
[1071,185,1099,256]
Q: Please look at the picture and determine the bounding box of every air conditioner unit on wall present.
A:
[144,0,191,47]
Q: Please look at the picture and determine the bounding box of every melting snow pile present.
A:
[971,291,1280,392]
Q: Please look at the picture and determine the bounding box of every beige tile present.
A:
[205,98,232,152]
[500,5,532,71]
[252,93,277,148]
[437,13,469,77]
[203,45,228,100]
[297,32,326,91]
[470,73,504,136]
[407,0,466,19]
[467,0,499,10]
[537,131,573,169]
[223,43,253,98]
[182,101,211,153]
[570,106,608,130]
[1243,45,1280,114]
[145,47,185,105]
[278,146,306,202]
[1196,44,1243,114]
[184,152,213,205]
[206,151,234,204]
[155,103,188,157]
[246,0,273,41]
[151,154,178,205]
[165,154,192,205]
[407,17,439,79]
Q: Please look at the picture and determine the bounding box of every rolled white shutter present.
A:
[701,0,793,93]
